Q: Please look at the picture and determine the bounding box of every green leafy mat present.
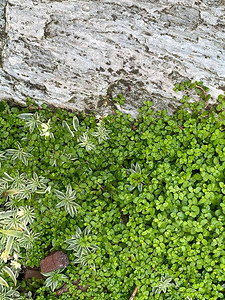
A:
[0,81,225,299]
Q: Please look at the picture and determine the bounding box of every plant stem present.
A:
[196,85,207,100]
[129,286,138,300]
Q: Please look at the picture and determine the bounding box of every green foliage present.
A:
[65,226,98,268]
[0,83,225,299]
[5,142,32,166]
[41,269,68,292]
[55,184,80,217]
[0,206,38,288]
[91,124,111,144]
[152,275,178,295]
[113,94,125,105]
[0,286,23,299]
[78,131,95,152]
[17,112,41,133]
[0,172,50,206]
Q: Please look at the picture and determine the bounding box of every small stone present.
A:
[56,280,89,296]
[121,212,129,225]
[40,251,69,273]
[25,267,43,280]
[73,279,89,292]
[56,284,69,296]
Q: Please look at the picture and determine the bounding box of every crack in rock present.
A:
[0,0,7,68]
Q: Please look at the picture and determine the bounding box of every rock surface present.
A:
[40,251,69,273]
[0,0,224,116]
[24,267,44,280]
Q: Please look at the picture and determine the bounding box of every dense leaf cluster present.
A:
[0,82,225,299]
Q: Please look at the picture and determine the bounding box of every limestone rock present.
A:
[0,0,224,116]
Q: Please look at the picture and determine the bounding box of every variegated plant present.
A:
[5,142,32,166]
[26,172,50,194]
[62,115,94,152]
[65,226,98,269]
[0,151,6,170]
[152,275,179,295]
[78,131,95,152]
[62,116,80,137]
[17,112,54,139]
[41,268,68,292]
[40,119,54,139]
[0,206,38,288]
[55,184,80,217]
[0,262,17,289]
[91,124,111,144]
[0,172,51,206]
[0,286,24,299]
[17,112,41,133]
[62,116,110,151]
[126,162,144,192]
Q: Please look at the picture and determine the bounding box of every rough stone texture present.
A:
[24,267,44,280]
[40,251,69,273]
[0,0,224,116]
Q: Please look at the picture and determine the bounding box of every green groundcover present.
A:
[0,81,225,299]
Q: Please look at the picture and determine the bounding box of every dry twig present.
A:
[129,286,138,300]
[196,85,208,100]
